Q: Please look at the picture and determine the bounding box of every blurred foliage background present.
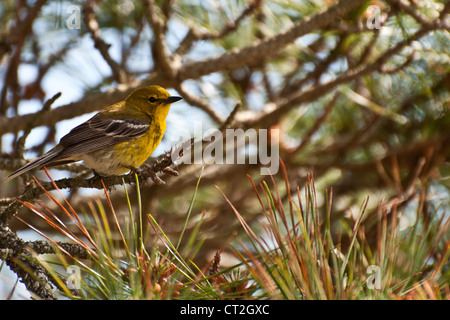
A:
[0,0,448,299]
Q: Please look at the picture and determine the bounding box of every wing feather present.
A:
[57,116,150,158]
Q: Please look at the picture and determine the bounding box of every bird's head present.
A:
[126,85,182,117]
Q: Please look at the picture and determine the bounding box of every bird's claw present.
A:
[91,170,115,191]
[147,166,166,186]
[161,167,178,177]
[127,164,166,186]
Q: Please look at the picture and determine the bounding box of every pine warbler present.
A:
[3,85,182,182]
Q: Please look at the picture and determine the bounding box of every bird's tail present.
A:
[2,146,63,182]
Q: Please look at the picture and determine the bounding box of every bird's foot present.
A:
[91,170,115,191]
[127,164,166,186]
[161,166,179,177]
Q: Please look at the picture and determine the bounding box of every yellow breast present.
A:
[114,120,164,168]
[80,120,165,176]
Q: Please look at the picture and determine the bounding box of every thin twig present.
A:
[219,101,242,131]
[143,0,178,79]
[285,92,340,161]
[0,223,56,299]
[0,147,184,223]
[175,83,225,124]
[82,0,128,83]
[248,26,436,129]
[175,0,263,56]
[15,92,61,158]
[177,0,367,80]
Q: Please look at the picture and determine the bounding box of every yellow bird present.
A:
[3,85,182,182]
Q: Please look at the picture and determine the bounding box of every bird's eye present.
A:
[148,97,157,103]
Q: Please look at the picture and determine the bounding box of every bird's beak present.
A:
[164,96,182,104]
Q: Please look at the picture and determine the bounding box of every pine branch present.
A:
[0,147,184,223]
[0,224,56,299]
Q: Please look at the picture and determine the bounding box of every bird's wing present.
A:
[3,114,151,182]
[57,116,151,159]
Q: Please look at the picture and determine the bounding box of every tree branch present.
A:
[247,26,436,129]
[0,147,184,223]
[177,0,367,80]
[24,240,90,259]
[14,92,61,159]
[175,0,263,56]
[143,0,179,79]
[0,85,136,135]
[0,223,56,299]
[82,0,128,83]
[174,83,225,124]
